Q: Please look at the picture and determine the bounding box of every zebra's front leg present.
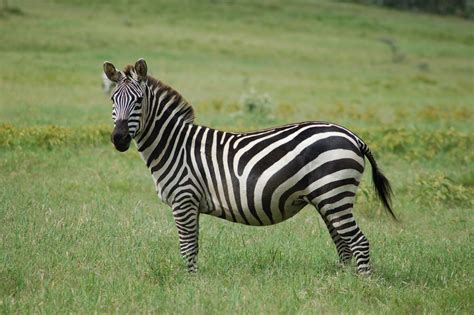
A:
[172,203,200,273]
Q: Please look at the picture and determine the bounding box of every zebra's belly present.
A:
[202,195,308,226]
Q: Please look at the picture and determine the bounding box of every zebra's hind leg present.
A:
[327,206,371,274]
[321,215,352,265]
[172,201,200,273]
[314,200,371,274]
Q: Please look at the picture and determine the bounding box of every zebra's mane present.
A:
[123,65,195,124]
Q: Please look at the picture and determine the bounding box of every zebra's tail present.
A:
[359,142,397,221]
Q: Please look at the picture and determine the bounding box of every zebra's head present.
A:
[103,59,148,152]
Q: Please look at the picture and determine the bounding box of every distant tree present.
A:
[467,0,474,18]
[346,0,474,19]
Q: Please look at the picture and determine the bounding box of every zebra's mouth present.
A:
[111,120,132,152]
[113,135,131,152]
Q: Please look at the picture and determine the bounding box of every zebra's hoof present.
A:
[360,270,371,276]
[187,267,198,274]
[339,258,352,265]
[357,267,372,276]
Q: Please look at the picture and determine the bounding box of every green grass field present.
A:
[1,0,473,313]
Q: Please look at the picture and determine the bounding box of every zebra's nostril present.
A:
[113,132,124,143]
[111,131,131,152]
[112,132,130,144]
[111,119,130,146]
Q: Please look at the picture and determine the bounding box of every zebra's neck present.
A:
[133,78,205,203]
[135,77,194,154]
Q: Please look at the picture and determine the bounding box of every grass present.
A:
[1,0,473,313]
[1,147,472,313]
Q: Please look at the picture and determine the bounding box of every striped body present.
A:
[104,59,395,274]
[140,122,365,227]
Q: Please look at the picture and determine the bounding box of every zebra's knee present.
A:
[351,236,369,253]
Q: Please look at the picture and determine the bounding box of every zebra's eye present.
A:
[136,97,143,104]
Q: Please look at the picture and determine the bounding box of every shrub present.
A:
[0,124,111,150]
[413,173,473,207]
[239,88,277,126]
[1,124,472,164]
[240,88,274,117]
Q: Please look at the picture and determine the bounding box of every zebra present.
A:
[103,58,395,275]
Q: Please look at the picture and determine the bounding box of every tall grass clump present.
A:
[0,124,111,149]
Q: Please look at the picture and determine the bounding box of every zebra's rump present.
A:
[197,122,366,226]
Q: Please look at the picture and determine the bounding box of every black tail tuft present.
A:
[364,150,397,221]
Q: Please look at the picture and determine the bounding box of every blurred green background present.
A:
[0,0,473,313]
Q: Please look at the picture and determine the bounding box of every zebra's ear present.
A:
[135,58,147,81]
[102,72,116,95]
[103,61,122,82]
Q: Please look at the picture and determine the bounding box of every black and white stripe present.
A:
[104,59,395,274]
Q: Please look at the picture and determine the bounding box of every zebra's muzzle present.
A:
[111,120,132,152]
